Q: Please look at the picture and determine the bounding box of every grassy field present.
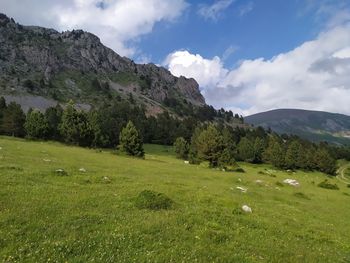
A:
[0,136,350,262]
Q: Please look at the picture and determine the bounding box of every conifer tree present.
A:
[59,101,93,146]
[196,124,224,167]
[45,105,63,140]
[264,136,285,168]
[119,121,144,157]
[237,137,254,162]
[252,137,265,163]
[284,140,301,169]
[1,102,26,137]
[314,148,336,175]
[25,110,49,139]
[174,137,189,159]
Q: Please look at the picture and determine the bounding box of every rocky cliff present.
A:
[0,13,205,114]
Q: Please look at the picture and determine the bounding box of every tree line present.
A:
[0,96,349,175]
[174,124,350,175]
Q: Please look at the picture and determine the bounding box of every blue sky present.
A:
[1,0,350,115]
[140,0,322,67]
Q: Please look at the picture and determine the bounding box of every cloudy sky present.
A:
[1,0,350,115]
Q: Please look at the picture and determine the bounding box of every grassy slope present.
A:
[0,137,349,262]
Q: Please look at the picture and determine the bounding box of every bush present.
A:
[276,181,284,187]
[318,180,339,190]
[135,190,173,210]
[293,192,311,200]
[54,169,68,176]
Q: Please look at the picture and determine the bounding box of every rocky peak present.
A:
[0,13,11,26]
[0,14,205,112]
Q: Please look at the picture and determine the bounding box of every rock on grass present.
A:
[135,190,174,210]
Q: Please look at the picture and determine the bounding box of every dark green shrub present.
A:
[135,190,173,210]
[318,180,339,190]
[232,167,245,173]
[54,169,68,176]
[276,181,284,187]
[293,192,311,200]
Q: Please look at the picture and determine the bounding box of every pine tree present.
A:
[0,97,7,133]
[119,121,144,157]
[25,110,49,139]
[237,137,254,162]
[174,137,189,159]
[264,136,285,168]
[59,101,93,146]
[252,137,265,163]
[314,148,336,175]
[196,125,224,167]
[284,140,301,169]
[188,126,203,164]
[1,102,26,137]
[89,110,111,148]
[222,128,237,155]
[45,105,63,140]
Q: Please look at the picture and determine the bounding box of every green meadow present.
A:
[0,136,349,262]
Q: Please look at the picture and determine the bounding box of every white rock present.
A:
[283,179,300,187]
[103,176,111,182]
[255,180,263,184]
[43,159,51,162]
[242,205,252,213]
[79,168,86,172]
[236,186,247,193]
[55,169,64,172]
[184,161,189,164]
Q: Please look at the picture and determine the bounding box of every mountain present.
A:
[246,109,350,145]
[0,14,205,115]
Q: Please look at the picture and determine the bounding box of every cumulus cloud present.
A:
[0,0,188,56]
[165,22,350,116]
[198,0,234,21]
[164,50,228,88]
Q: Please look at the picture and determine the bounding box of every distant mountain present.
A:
[0,13,205,115]
[245,109,350,145]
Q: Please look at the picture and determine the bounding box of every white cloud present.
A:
[164,50,228,88]
[239,1,254,17]
[222,45,239,61]
[198,0,234,21]
[0,0,188,57]
[165,23,350,116]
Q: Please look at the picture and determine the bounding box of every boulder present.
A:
[242,205,252,213]
[236,186,247,193]
[283,179,300,187]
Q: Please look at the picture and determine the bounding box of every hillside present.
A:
[0,136,349,262]
[0,14,204,115]
[246,109,350,145]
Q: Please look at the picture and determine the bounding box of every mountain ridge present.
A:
[246,108,350,145]
[0,13,205,115]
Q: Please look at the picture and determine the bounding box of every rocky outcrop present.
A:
[0,13,205,111]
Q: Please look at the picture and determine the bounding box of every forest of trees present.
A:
[0,96,349,175]
[174,124,342,175]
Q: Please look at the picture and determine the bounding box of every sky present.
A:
[1,0,350,116]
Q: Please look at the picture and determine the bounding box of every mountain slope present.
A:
[245,109,350,145]
[0,13,205,115]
